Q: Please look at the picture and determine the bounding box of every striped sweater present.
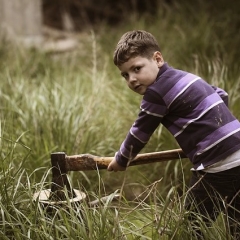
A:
[116,63,240,170]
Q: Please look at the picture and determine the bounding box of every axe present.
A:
[34,149,187,208]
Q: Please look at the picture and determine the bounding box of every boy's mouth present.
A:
[134,85,145,95]
[134,84,141,90]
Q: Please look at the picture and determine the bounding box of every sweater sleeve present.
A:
[115,90,167,167]
[212,86,229,106]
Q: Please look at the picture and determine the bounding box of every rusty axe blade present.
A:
[50,152,76,201]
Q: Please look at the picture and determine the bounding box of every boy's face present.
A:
[118,51,164,95]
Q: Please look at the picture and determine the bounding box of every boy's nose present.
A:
[129,74,137,83]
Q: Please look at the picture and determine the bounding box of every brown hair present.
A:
[113,30,161,66]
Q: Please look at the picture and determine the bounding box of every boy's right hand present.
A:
[107,158,126,172]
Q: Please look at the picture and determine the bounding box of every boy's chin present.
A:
[138,89,147,95]
[133,89,145,95]
[135,86,146,95]
[129,85,146,95]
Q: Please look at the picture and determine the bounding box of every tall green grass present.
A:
[0,1,240,239]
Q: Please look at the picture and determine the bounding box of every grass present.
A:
[0,1,240,239]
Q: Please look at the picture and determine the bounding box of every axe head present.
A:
[49,152,76,201]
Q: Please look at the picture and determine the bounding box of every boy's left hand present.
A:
[107,158,126,172]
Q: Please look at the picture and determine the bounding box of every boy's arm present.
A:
[212,86,229,106]
[108,106,163,171]
[107,89,166,172]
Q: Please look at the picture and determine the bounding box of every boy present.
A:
[107,30,240,238]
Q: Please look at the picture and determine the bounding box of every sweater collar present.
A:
[156,62,169,80]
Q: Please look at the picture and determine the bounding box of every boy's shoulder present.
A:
[145,64,207,102]
[157,63,189,80]
[152,64,189,90]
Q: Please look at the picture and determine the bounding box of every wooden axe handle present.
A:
[65,149,187,171]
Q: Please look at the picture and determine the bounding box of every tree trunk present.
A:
[0,0,42,45]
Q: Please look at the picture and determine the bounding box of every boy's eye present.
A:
[121,73,129,79]
[134,66,141,72]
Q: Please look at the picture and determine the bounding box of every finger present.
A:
[107,166,113,171]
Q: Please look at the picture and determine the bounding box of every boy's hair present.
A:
[113,30,161,66]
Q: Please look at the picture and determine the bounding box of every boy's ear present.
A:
[153,51,164,67]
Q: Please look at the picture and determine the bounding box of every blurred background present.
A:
[0,0,166,49]
[1,0,239,49]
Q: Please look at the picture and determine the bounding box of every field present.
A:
[0,1,240,239]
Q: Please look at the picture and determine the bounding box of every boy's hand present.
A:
[107,158,126,172]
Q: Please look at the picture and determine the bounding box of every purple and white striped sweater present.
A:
[116,63,240,170]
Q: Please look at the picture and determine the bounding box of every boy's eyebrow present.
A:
[123,62,141,72]
[129,63,137,70]
[119,60,143,76]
